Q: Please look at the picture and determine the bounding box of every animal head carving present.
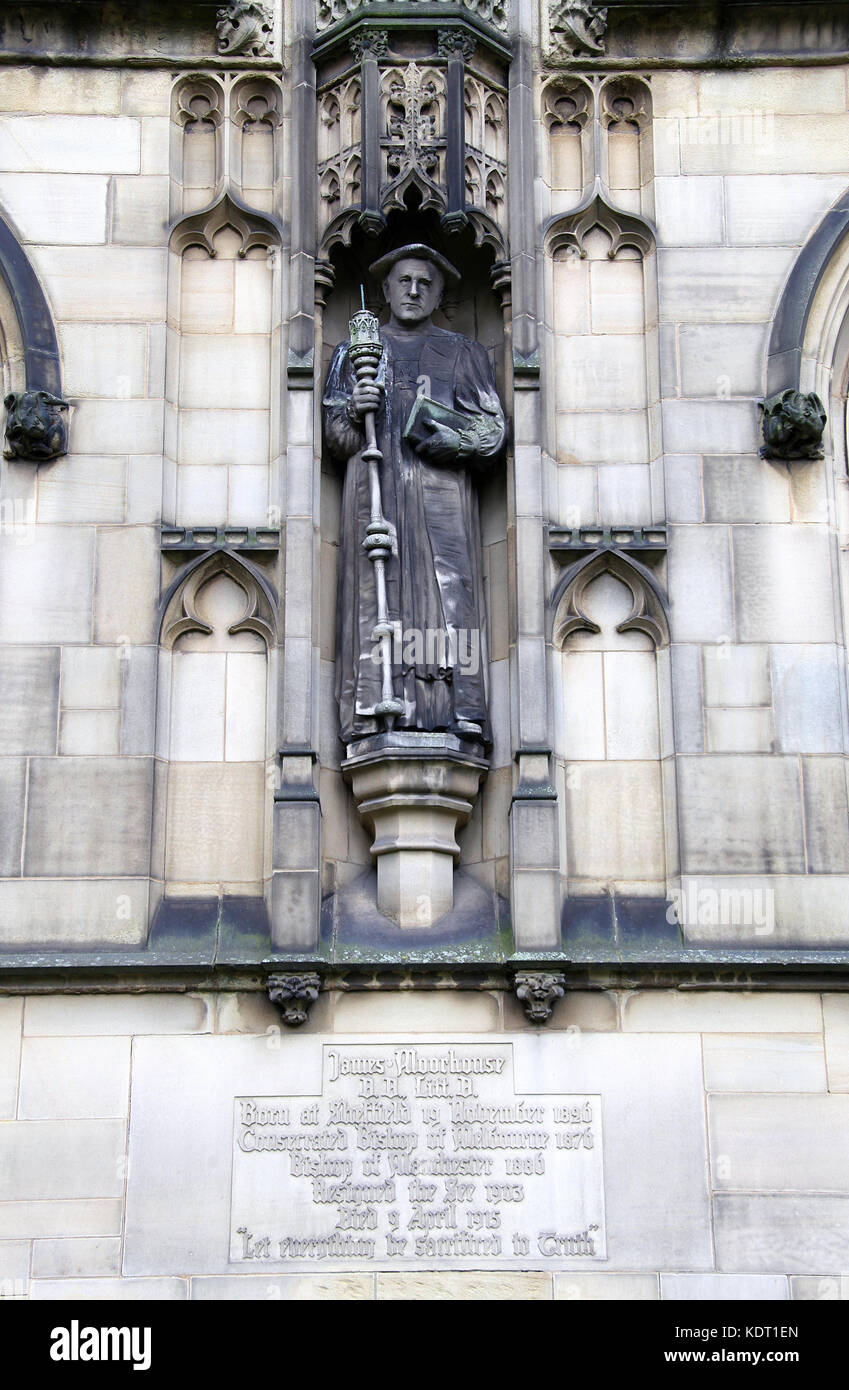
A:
[3,390,69,462]
[760,389,826,461]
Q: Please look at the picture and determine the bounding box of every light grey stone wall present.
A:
[0,988,846,1298]
[542,62,849,942]
[0,13,848,953]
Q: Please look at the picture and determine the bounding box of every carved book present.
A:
[403,394,472,450]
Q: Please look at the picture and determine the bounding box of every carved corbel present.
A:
[549,1,608,60]
[267,973,322,1027]
[759,389,827,461]
[3,390,69,462]
[216,1,273,57]
[514,972,566,1024]
[349,28,389,61]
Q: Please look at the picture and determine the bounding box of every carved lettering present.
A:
[230,1045,606,1267]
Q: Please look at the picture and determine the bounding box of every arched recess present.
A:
[152,550,279,907]
[550,549,678,901]
[0,209,63,395]
[541,76,594,216]
[164,195,283,529]
[543,189,661,525]
[539,68,661,530]
[315,205,511,901]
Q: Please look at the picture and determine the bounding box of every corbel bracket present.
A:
[267,972,322,1027]
[513,970,567,1024]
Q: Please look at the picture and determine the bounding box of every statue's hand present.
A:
[349,381,384,420]
[417,420,462,463]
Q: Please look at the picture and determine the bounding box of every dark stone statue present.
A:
[323,244,506,745]
[759,388,827,461]
[3,390,69,462]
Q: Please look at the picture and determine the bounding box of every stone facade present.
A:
[1,0,849,1299]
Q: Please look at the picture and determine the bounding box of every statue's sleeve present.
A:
[453,339,506,465]
[322,342,364,462]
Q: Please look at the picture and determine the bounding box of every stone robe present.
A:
[323,322,505,744]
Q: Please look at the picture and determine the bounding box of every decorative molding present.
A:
[545,182,656,260]
[3,390,69,462]
[759,389,827,461]
[548,1,608,60]
[438,29,477,60]
[232,77,283,128]
[161,525,280,552]
[542,75,593,131]
[465,206,509,261]
[313,11,511,250]
[169,189,282,258]
[765,189,849,396]
[159,549,278,650]
[464,74,507,223]
[349,28,389,60]
[549,524,667,552]
[551,548,670,650]
[173,75,225,128]
[316,0,507,35]
[216,2,273,58]
[514,971,566,1023]
[0,212,64,397]
[600,74,652,129]
[380,63,446,215]
[267,972,322,1026]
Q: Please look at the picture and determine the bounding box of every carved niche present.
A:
[313,12,510,262]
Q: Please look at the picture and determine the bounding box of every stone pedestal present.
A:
[342,732,488,928]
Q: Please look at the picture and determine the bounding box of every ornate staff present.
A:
[348,296,404,727]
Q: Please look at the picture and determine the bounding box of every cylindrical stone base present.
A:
[342,734,488,928]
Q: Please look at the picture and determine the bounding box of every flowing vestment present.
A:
[323,323,506,744]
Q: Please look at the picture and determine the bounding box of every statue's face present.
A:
[384,258,443,325]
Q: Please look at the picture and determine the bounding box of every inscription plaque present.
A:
[229,1043,606,1267]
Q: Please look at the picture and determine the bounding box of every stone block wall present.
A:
[543,60,849,942]
[1,989,848,1299]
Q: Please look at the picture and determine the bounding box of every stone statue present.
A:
[323,244,506,745]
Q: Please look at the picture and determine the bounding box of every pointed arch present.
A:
[0,209,63,394]
[551,548,670,650]
[169,189,283,258]
[544,182,656,262]
[158,549,278,650]
[765,187,849,396]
